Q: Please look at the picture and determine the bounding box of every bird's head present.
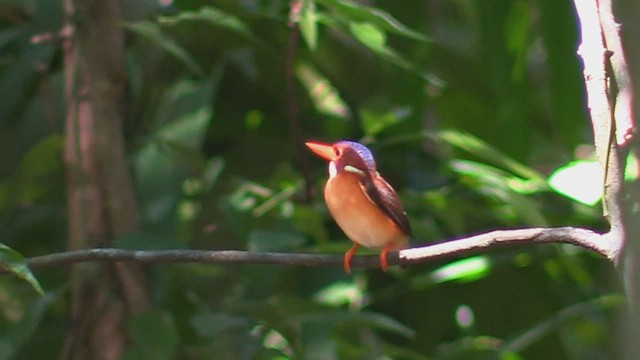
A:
[305,140,376,178]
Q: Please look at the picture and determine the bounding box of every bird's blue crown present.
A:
[336,140,376,171]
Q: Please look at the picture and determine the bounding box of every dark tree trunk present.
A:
[61,0,147,358]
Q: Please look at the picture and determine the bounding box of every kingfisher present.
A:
[305,140,412,273]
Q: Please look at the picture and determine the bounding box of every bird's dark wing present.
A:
[359,173,412,237]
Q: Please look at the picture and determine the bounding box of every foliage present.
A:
[0,0,621,359]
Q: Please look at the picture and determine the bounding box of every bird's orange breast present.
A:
[324,173,409,250]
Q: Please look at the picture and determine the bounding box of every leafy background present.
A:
[0,0,623,359]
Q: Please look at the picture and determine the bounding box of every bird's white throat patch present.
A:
[329,162,364,178]
[344,165,365,175]
[329,162,338,178]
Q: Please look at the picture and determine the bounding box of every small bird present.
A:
[305,140,411,273]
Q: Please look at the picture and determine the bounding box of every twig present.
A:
[8,227,614,274]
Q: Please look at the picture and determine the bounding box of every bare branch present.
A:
[574,0,625,254]
[13,227,614,273]
[598,0,635,145]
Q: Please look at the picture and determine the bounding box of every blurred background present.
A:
[0,0,626,359]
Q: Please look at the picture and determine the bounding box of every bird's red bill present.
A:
[305,141,336,161]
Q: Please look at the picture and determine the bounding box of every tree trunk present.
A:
[62,0,148,358]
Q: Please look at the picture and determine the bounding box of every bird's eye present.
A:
[334,147,341,156]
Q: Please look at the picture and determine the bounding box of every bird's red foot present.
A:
[344,244,359,273]
[380,245,393,272]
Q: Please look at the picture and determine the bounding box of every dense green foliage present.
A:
[0,0,623,358]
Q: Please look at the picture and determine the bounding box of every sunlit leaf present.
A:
[438,130,547,188]
[300,0,318,50]
[124,21,204,76]
[548,160,603,206]
[296,63,350,119]
[626,152,639,180]
[313,281,362,307]
[430,256,490,284]
[319,0,431,42]
[350,22,387,53]
[346,21,443,87]
[451,160,548,226]
[0,244,43,295]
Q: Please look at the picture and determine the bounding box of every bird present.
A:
[305,140,412,273]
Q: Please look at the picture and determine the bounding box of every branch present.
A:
[574,0,625,257]
[16,227,615,273]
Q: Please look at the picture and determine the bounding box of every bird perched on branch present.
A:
[305,140,412,273]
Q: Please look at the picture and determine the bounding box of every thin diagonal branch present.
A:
[11,227,614,274]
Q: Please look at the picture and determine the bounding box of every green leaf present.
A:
[350,22,388,54]
[359,101,404,136]
[347,22,443,87]
[438,130,547,189]
[124,21,204,76]
[10,135,65,204]
[125,309,179,360]
[429,256,491,284]
[548,160,603,206]
[313,281,362,307]
[451,160,548,226]
[296,63,350,119]
[292,205,331,244]
[319,0,430,42]
[159,6,256,42]
[0,289,59,359]
[345,312,415,338]
[501,294,624,354]
[0,243,43,295]
[300,0,319,50]
[134,78,216,223]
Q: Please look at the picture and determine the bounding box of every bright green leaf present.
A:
[430,256,490,284]
[0,244,43,295]
[313,281,362,307]
[438,130,546,186]
[319,0,431,42]
[548,160,603,206]
[296,63,350,119]
[348,22,442,87]
[300,0,319,50]
[451,160,548,225]
[349,22,388,54]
